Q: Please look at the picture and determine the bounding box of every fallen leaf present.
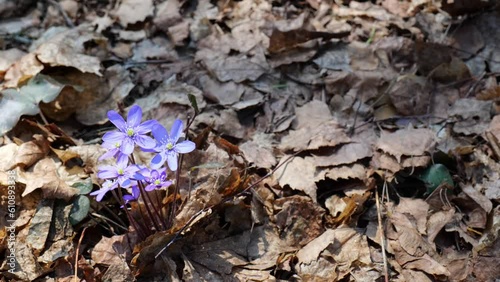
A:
[389,74,430,116]
[240,132,277,169]
[26,199,54,254]
[426,207,455,243]
[376,127,436,162]
[280,120,350,152]
[195,49,267,83]
[0,48,26,76]
[449,98,492,135]
[460,183,493,213]
[20,158,78,201]
[272,195,325,246]
[199,74,244,106]
[275,156,320,200]
[34,26,102,75]
[13,135,50,169]
[313,142,372,167]
[92,234,132,266]
[324,163,367,181]
[114,0,153,27]
[0,74,66,135]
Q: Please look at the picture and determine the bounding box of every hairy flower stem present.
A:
[167,154,184,229]
[113,189,148,239]
[129,154,164,231]
[137,180,164,231]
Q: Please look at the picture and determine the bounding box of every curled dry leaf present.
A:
[459,183,493,213]
[34,26,102,75]
[13,134,50,169]
[3,53,44,88]
[0,48,26,76]
[19,158,78,201]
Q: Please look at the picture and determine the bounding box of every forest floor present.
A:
[1,0,500,281]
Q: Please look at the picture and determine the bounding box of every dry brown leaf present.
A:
[295,100,333,130]
[0,143,19,171]
[19,158,78,201]
[154,0,181,32]
[168,20,191,46]
[268,29,349,54]
[196,109,247,139]
[426,207,455,243]
[0,48,26,76]
[324,163,367,181]
[389,74,430,116]
[195,49,267,83]
[460,183,493,213]
[377,127,436,162]
[296,228,371,281]
[13,135,50,169]
[371,151,401,172]
[449,98,492,136]
[314,142,372,167]
[92,234,132,266]
[240,132,277,169]
[487,114,500,142]
[3,52,44,88]
[272,196,325,246]
[34,26,102,76]
[275,156,320,200]
[280,120,350,152]
[114,0,153,27]
[199,74,244,106]
[135,75,206,115]
[395,198,429,235]
[26,199,53,254]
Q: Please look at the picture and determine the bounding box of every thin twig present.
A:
[74,227,88,282]
[377,181,389,282]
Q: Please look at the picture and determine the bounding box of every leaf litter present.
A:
[1,0,500,281]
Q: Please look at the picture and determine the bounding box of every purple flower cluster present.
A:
[91,105,195,203]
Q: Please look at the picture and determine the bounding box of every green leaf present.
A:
[0,74,65,135]
[72,178,93,195]
[188,93,199,115]
[418,164,454,195]
[69,195,90,226]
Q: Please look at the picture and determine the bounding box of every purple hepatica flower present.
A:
[99,140,128,164]
[102,105,157,155]
[122,185,140,206]
[90,180,118,202]
[97,158,139,188]
[150,120,195,171]
[134,167,172,191]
